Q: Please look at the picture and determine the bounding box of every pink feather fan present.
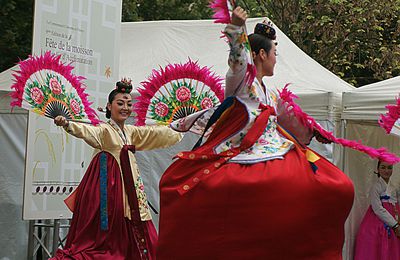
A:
[133,60,224,126]
[10,51,99,125]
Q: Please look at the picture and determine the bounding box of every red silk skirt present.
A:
[157,101,354,259]
[54,152,157,260]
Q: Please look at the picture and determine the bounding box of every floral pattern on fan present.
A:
[134,60,224,126]
[24,73,86,120]
[10,51,99,125]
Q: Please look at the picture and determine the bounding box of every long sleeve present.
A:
[224,24,249,98]
[370,180,397,227]
[276,99,314,145]
[129,125,183,151]
[64,121,103,149]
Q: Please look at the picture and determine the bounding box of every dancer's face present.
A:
[378,162,393,182]
[107,93,132,125]
[260,43,277,77]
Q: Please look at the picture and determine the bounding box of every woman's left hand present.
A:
[231,7,248,27]
[313,130,332,144]
[54,115,69,127]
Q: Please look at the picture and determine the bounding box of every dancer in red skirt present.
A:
[157,7,354,259]
[52,80,182,259]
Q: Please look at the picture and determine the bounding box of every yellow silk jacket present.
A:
[65,121,183,221]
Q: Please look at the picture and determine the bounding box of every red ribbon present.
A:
[176,105,276,195]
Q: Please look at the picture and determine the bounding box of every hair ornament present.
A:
[116,77,133,94]
[254,19,276,40]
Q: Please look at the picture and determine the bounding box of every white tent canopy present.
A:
[342,76,400,120]
[120,18,354,120]
[0,64,17,91]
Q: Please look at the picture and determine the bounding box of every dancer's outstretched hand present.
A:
[54,115,69,127]
[231,6,248,27]
[314,130,332,144]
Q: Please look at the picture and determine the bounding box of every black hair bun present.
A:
[254,22,276,40]
[116,78,133,93]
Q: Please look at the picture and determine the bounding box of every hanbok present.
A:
[54,120,182,259]
[157,24,354,260]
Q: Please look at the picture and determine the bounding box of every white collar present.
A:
[108,119,127,144]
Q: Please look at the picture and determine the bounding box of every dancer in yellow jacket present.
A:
[53,79,182,260]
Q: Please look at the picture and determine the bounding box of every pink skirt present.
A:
[354,203,400,260]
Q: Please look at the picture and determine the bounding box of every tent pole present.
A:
[340,119,347,172]
[27,220,34,259]
[52,219,60,256]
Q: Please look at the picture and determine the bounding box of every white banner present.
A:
[23,0,122,220]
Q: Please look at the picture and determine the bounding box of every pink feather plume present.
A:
[210,0,233,24]
[379,95,400,134]
[279,85,400,164]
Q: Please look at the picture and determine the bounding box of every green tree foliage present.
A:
[245,0,400,86]
[122,0,212,22]
[122,0,141,21]
[2,0,400,87]
[0,0,33,72]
